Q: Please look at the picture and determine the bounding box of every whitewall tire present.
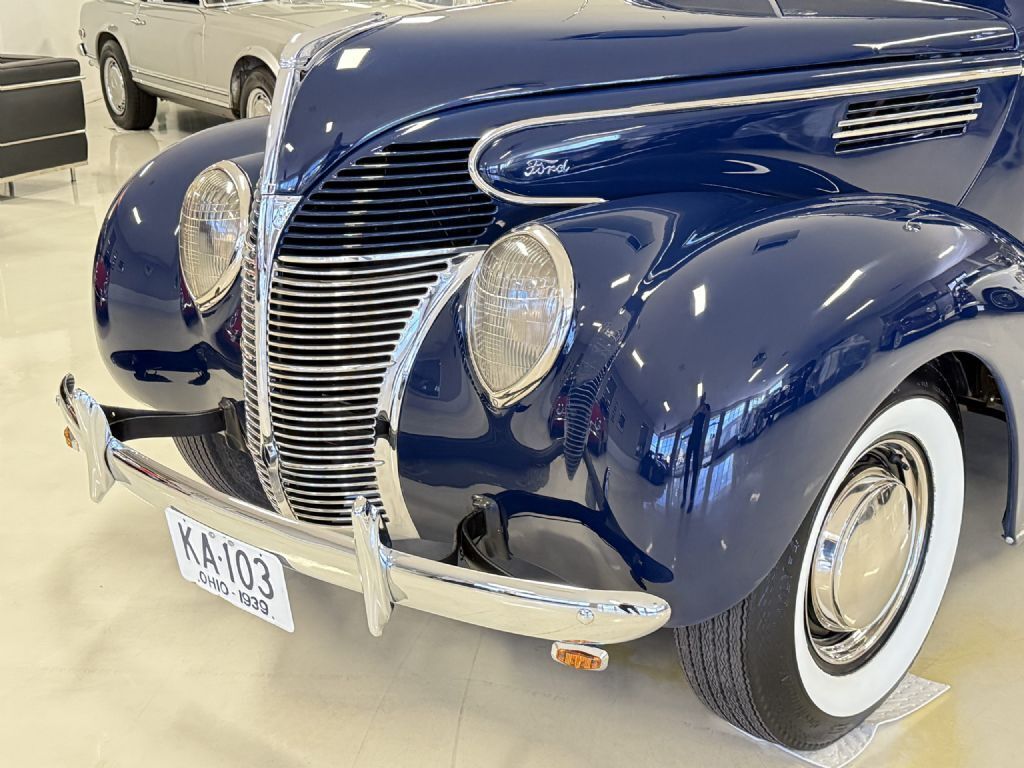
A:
[676,371,964,749]
[794,396,962,716]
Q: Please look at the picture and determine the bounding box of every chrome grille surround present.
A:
[243,138,495,530]
[240,15,502,532]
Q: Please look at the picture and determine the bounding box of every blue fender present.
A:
[94,118,267,412]
[399,191,1024,625]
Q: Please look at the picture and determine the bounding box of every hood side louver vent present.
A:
[833,87,981,153]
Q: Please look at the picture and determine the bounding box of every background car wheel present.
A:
[173,433,270,509]
[240,67,275,119]
[99,40,157,130]
[982,287,1024,312]
[676,370,964,749]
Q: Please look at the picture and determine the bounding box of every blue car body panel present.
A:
[274,0,1015,195]
[95,118,267,411]
[397,193,1024,623]
[91,0,1024,625]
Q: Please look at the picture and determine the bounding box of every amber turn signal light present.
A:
[63,426,77,450]
[550,642,609,671]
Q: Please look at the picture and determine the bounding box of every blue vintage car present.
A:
[59,0,1024,750]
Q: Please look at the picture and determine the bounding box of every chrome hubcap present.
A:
[104,58,127,116]
[808,436,930,665]
[990,289,1019,310]
[246,88,272,118]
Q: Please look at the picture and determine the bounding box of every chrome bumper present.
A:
[57,375,671,643]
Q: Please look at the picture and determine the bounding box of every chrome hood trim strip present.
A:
[468,61,1023,207]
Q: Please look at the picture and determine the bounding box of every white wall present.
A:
[0,0,100,101]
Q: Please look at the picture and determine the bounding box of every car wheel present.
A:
[99,40,157,130]
[676,371,963,749]
[982,287,1024,312]
[240,67,275,119]
[173,433,270,509]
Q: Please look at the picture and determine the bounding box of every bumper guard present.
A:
[57,374,671,643]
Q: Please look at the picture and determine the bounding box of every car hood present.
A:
[223,0,461,30]
[274,0,1017,192]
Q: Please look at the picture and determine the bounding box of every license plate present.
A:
[165,508,294,632]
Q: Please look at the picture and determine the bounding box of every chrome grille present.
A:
[833,87,981,153]
[244,139,497,526]
[292,139,497,254]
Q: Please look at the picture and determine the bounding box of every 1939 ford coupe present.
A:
[59,0,1024,750]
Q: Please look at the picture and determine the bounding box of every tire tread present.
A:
[173,434,269,509]
[676,603,773,742]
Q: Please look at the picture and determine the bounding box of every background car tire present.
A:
[982,287,1024,312]
[99,41,157,130]
[239,67,276,119]
[173,433,270,509]
[676,370,964,749]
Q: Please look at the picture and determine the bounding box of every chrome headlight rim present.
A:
[466,223,575,409]
[178,160,252,312]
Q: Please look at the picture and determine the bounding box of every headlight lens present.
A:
[179,161,251,311]
[466,225,574,407]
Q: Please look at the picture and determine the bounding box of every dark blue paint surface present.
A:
[91,0,1024,624]
[274,0,1015,196]
[94,118,265,411]
[399,193,1024,622]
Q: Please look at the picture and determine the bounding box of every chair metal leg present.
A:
[5,182,13,198]
[70,168,77,184]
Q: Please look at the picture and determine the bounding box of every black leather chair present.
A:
[0,55,88,196]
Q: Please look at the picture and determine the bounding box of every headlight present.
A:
[178,161,251,311]
[466,225,575,407]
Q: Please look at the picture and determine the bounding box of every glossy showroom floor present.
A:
[2,101,1024,767]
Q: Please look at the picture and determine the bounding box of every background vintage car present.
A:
[45,0,1024,757]
[77,0,474,128]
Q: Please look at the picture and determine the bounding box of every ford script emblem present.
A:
[524,158,572,178]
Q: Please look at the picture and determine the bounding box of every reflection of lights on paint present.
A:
[325,121,334,133]
[697,381,704,398]
[937,245,955,260]
[610,273,630,289]
[845,299,874,321]
[855,26,1009,52]
[337,48,370,70]
[398,118,438,135]
[284,143,294,153]
[139,161,154,177]
[592,322,602,329]
[132,207,142,225]
[397,15,444,23]
[632,349,645,368]
[693,284,707,316]
[822,269,864,308]
[748,368,762,383]
[663,401,671,413]
[775,363,789,376]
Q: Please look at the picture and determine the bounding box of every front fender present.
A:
[399,191,1024,625]
[94,118,266,412]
